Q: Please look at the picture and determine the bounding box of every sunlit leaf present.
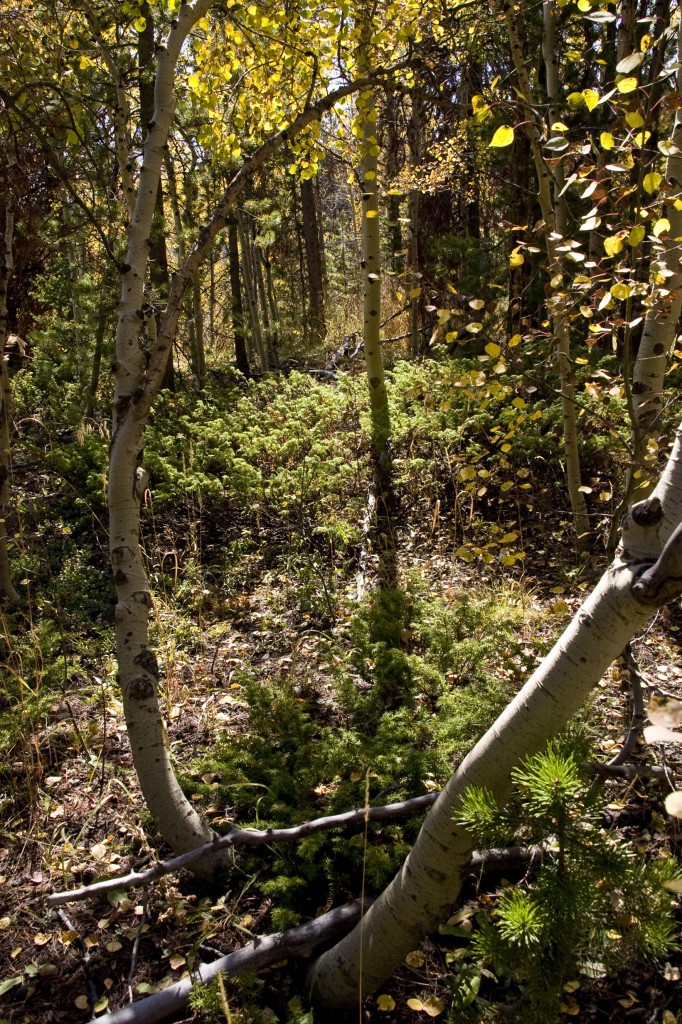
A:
[582,88,600,111]
[628,224,645,247]
[643,172,662,194]
[489,125,514,147]
[653,218,671,237]
[377,994,396,1011]
[616,51,643,74]
[616,76,639,93]
[625,111,645,129]
[599,132,615,150]
[648,695,682,729]
[603,236,623,257]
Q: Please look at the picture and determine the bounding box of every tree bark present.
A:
[237,211,268,372]
[505,0,590,544]
[309,425,682,1006]
[228,219,250,376]
[301,176,326,343]
[0,195,18,602]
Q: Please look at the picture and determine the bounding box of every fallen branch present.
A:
[89,899,366,1024]
[608,644,647,767]
[48,793,438,907]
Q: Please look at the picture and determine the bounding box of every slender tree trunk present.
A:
[254,243,277,368]
[106,0,226,878]
[300,177,326,343]
[191,273,206,387]
[408,93,423,358]
[228,221,250,376]
[505,0,590,544]
[84,284,109,420]
[309,424,682,1006]
[237,212,268,372]
[626,14,682,500]
[0,195,18,602]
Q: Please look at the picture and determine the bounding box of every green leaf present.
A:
[489,125,514,148]
[0,977,22,996]
[628,224,645,247]
[134,16,147,32]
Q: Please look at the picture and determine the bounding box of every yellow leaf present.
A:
[560,995,580,1016]
[600,132,615,150]
[405,951,426,967]
[628,224,645,247]
[653,217,671,237]
[508,333,521,347]
[611,283,631,299]
[582,88,600,111]
[640,33,652,52]
[34,932,51,946]
[94,996,109,1013]
[377,994,396,1011]
[485,342,501,357]
[643,171,662,194]
[75,996,89,1010]
[66,129,79,146]
[409,287,421,298]
[134,16,146,31]
[634,130,651,147]
[489,125,514,147]
[551,599,569,615]
[509,247,524,267]
[406,996,445,1016]
[617,76,639,94]
[187,73,200,91]
[365,210,379,218]
[625,111,645,129]
[603,235,623,257]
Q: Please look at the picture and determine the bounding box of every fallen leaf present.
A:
[377,994,396,1011]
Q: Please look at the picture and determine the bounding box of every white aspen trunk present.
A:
[628,17,682,499]
[309,423,682,1006]
[107,0,224,876]
[0,196,18,602]
[505,0,590,543]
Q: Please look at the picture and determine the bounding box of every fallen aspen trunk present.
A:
[89,900,366,1024]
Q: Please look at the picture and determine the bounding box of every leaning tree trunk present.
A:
[309,422,682,1006]
[505,0,590,544]
[0,195,18,602]
[627,14,682,501]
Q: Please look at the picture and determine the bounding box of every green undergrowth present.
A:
[183,585,529,930]
[447,735,681,1022]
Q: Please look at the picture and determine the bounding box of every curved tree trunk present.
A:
[106,0,225,878]
[309,423,682,1006]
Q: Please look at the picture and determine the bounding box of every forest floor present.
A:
[2,526,682,1024]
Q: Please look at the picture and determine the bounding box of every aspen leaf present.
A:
[551,599,569,615]
[582,89,600,111]
[628,224,645,246]
[34,933,51,946]
[640,33,652,51]
[489,125,514,147]
[66,130,79,145]
[634,130,651,147]
[648,695,682,729]
[134,16,146,31]
[406,996,445,1016]
[617,76,639,94]
[75,996,89,1009]
[611,283,631,299]
[643,172,662,194]
[625,111,645,128]
[616,51,643,74]
[659,140,681,157]
[405,950,426,967]
[603,236,623,257]
[94,996,109,1013]
[365,210,379,218]
[567,91,585,109]
[0,977,22,996]
[508,333,521,347]
[509,247,524,267]
[484,342,501,357]
[169,954,186,970]
[599,132,615,150]
[377,995,396,1011]
[653,218,671,237]
[465,322,483,333]
[409,287,421,298]
[560,995,580,1016]
[644,725,682,745]
[664,791,682,818]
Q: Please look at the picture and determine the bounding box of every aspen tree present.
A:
[0,192,17,602]
[504,0,590,543]
[309,423,682,1006]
